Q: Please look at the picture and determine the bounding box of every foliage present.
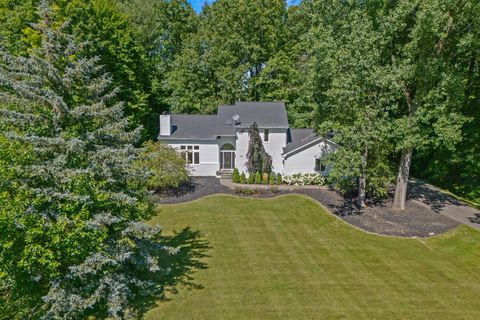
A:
[232,168,240,183]
[0,3,176,318]
[276,173,282,185]
[137,141,189,191]
[119,0,198,134]
[233,187,264,196]
[0,0,38,55]
[239,172,246,184]
[0,0,152,137]
[283,173,325,186]
[165,0,287,113]
[247,172,255,184]
[254,172,261,185]
[269,186,279,194]
[269,173,275,185]
[246,122,273,175]
[262,173,269,184]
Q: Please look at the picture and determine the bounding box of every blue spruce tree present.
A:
[0,1,177,318]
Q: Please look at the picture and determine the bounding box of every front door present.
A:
[220,151,235,170]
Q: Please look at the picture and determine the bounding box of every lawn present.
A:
[147,195,480,319]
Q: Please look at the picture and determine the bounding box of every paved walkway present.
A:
[408,180,480,230]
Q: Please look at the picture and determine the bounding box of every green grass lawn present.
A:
[147,195,480,320]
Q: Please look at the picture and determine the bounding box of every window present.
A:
[315,159,326,172]
[180,145,200,164]
[264,129,269,142]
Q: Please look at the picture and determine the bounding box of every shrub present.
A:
[262,173,269,184]
[276,173,283,185]
[137,141,189,191]
[283,173,325,186]
[239,172,246,184]
[232,168,240,183]
[248,173,255,184]
[255,171,262,184]
[270,186,279,194]
[234,187,263,196]
[269,173,275,185]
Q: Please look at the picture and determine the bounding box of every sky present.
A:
[188,0,301,14]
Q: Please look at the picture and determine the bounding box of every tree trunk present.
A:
[358,145,368,208]
[393,148,413,210]
[393,85,416,211]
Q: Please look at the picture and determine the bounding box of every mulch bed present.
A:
[155,177,460,238]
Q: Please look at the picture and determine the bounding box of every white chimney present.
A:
[159,115,171,136]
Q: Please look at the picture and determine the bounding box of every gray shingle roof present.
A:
[283,128,321,155]
[159,101,290,140]
[215,101,289,135]
[158,115,217,140]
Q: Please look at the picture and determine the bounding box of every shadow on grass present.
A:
[132,227,211,317]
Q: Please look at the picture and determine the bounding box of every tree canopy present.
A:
[0,3,176,318]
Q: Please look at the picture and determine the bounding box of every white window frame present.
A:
[180,145,200,165]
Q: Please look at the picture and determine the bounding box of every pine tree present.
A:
[245,122,272,175]
[0,1,176,318]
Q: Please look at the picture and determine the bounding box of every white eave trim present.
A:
[158,136,217,141]
[282,137,339,158]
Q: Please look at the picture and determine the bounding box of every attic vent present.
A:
[225,119,233,125]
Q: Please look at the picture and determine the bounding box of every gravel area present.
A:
[155,177,460,237]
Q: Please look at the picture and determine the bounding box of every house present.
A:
[158,101,337,177]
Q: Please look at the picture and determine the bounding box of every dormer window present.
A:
[264,129,269,142]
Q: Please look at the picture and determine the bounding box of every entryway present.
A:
[220,143,235,170]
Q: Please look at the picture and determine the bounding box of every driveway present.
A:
[408,180,480,230]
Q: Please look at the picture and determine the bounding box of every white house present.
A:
[158,101,337,177]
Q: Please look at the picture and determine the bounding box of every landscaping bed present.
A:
[155,177,459,237]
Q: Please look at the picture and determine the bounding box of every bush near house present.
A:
[240,172,246,184]
[269,173,275,185]
[276,173,283,185]
[248,173,255,184]
[138,141,189,191]
[262,173,269,184]
[232,168,240,183]
[255,171,262,184]
[283,173,325,186]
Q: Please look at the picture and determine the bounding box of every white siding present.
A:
[161,138,236,176]
[262,128,287,174]
[235,129,249,173]
[283,140,335,176]
[234,128,287,174]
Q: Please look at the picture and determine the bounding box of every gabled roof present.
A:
[159,101,290,139]
[283,128,322,155]
[158,115,217,140]
[216,102,289,136]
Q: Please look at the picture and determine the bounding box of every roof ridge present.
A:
[171,114,217,117]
